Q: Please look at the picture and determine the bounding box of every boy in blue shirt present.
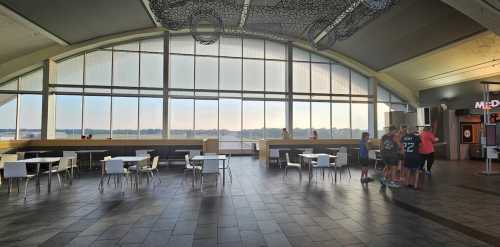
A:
[359,132,370,183]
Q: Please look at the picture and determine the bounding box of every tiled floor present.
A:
[0,157,499,247]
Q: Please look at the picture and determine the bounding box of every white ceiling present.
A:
[0,8,55,64]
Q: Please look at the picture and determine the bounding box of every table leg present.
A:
[36,163,41,192]
[308,158,312,184]
[99,161,104,192]
[48,162,52,193]
[69,158,73,185]
[223,160,226,186]
[89,153,93,170]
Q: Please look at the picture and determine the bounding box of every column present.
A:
[163,31,170,139]
[286,42,293,137]
[41,59,56,140]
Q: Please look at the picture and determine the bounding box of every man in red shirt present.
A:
[419,126,438,176]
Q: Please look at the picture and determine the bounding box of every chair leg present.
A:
[57,173,62,189]
[17,178,20,193]
[347,167,351,178]
[8,178,12,193]
[24,178,30,200]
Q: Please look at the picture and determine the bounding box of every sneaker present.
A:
[426,171,432,176]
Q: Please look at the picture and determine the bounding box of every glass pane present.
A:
[220,36,242,57]
[83,96,111,139]
[377,86,390,102]
[293,101,310,139]
[113,51,139,87]
[265,41,286,60]
[243,59,264,91]
[141,37,164,52]
[170,55,194,89]
[196,41,218,56]
[57,56,83,85]
[114,41,139,51]
[293,62,310,93]
[220,58,241,91]
[169,98,194,139]
[139,98,163,139]
[243,39,264,58]
[391,103,407,112]
[265,101,286,138]
[312,102,330,139]
[0,94,17,140]
[332,64,350,94]
[195,57,218,90]
[265,61,286,92]
[377,102,390,138]
[55,95,82,139]
[332,102,350,139]
[0,79,18,91]
[140,53,163,88]
[19,94,42,139]
[311,53,330,63]
[112,97,138,139]
[351,71,369,95]
[219,99,241,147]
[311,63,330,94]
[293,47,309,61]
[170,36,194,54]
[391,94,403,103]
[243,101,264,143]
[19,69,43,91]
[351,103,368,139]
[85,50,112,86]
[194,100,218,138]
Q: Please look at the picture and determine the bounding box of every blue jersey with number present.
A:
[401,133,421,159]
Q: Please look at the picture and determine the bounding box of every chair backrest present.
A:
[270,149,279,158]
[4,162,27,178]
[185,154,192,168]
[151,156,159,169]
[204,153,216,156]
[103,156,112,161]
[105,160,125,174]
[0,154,18,169]
[368,150,377,160]
[189,150,201,157]
[339,146,348,153]
[286,153,291,164]
[58,157,70,172]
[202,159,219,174]
[303,148,313,154]
[135,150,150,157]
[336,152,348,167]
[317,154,330,167]
[16,152,25,160]
[63,151,77,158]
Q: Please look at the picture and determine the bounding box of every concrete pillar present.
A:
[163,32,170,139]
[286,42,293,137]
[41,59,56,140]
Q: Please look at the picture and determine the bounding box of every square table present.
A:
[15,157,61,192]
[75,150,108,169]
[298,153,337,183]
[192,155,228,185]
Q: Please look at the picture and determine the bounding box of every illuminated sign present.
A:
[475,100,500,110]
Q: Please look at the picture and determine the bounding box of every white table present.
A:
[192,155,228,185]
[100,156,148,191]
[15,157,61,192]
[75,150,108,169]
[298,154,336,183]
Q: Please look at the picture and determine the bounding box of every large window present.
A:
[55,95,82,139]
[0,94,17,140]
[377,86,409,137]
[83,96,111,138]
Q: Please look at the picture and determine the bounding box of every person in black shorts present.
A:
[401,131,422,189]
[380,126,400,188]
[359,132,370,183]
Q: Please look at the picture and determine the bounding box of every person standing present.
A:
[380,126,400,188]
[419,126,438,176]
[401,130,422,189]
[359,132,370,183]
[281,128,290,140]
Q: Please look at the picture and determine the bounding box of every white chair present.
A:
[311,154,332,182]
[0,154,18,186]
[332,148,350,182]
[284,153,302,181]
[189,150,201,157]
[201,158,219,191]
[184,154,201,188]
[4,162,36,200]
[104,160,130,192]
[135,150,150,157]
[303,148,314,154]
[139,156,161,184]
[129,152,151,172]
[220,153,232,183]
[63,151,79,177]
[43,157,71,189]
[16,152,25,160]
[368,150,382,170]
